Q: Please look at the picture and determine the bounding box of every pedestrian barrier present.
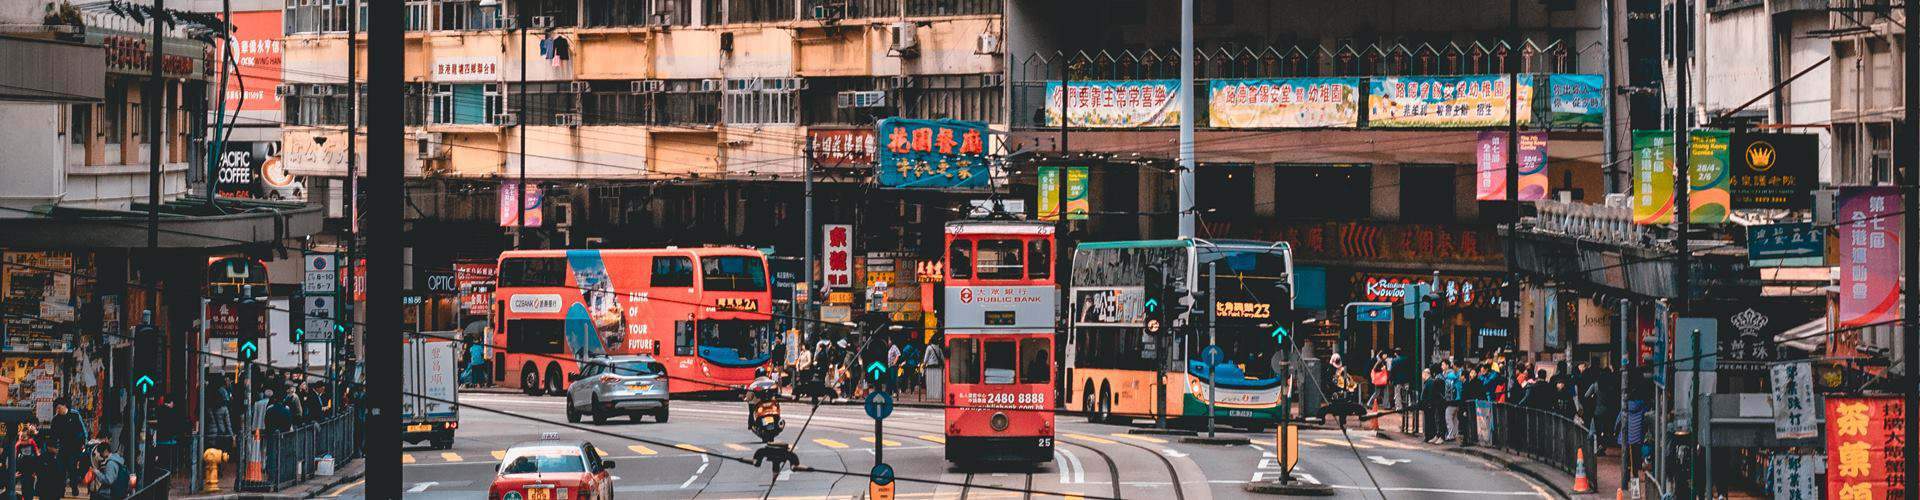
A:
[128,466,171,500]
[235,408,360,492]
[1457,401,1598,483]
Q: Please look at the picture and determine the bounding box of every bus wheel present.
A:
[545,363,565,396]
[1082,383,1098,423]
[521,363,543,396]
[1097,389,1112,424]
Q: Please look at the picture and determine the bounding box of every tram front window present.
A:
[982,341,1017,384]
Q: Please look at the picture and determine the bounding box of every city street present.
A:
[328,392,1551,499]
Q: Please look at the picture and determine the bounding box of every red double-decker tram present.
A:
[941,220,1057,465]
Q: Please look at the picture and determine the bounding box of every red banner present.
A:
[1836,187,1902,327]
[454,261,497,316]
[1244,221,1502,265]
[809,128,875,167]
[221,11,283,112]
[1825,396,1908,499]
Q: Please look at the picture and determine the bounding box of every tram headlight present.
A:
[989,412,1009,432]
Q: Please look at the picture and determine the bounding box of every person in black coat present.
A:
[1420,366,1446,443]
[49,399,85,497]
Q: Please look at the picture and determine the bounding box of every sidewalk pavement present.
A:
[177,457,365,500]
[1368,411,1623,500]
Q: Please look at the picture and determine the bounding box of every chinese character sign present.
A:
[1836,187,1902,327]
[1769,360,1817,439]
[1037,166,1089,221]
[1207,77,1360,128]
[498,181,543,228]
[875,118,990,188]
[1044,80,1181,128]
[1631,131,1676,225]
[1474,131,1508,201]
[1731,133,1817,210]
[221,11,282,112]
[1747,222,1825,267]
[1547,74,1604,127]
[1768,453,1821,500]
[1824,396,1907,500]
[809,128,876,166]
[1366,75,1533,128]
[1687,129,1731,224]
[822,224,853,290]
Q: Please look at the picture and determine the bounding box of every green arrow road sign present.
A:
[134,375,155,395]
[1270,325,1289,341]
[239,340,259,361]
[293,328,304,342]
[865,361,887,381]
[1145,298,1159,313]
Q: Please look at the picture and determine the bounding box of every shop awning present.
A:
[0,196,323,249]
[1776,318,1827,353]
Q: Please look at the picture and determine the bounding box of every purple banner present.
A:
[1837,186,1902,327]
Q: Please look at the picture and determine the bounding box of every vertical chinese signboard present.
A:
[875,118,989,188]
[822,224,853,290]
[1769,360,1817,439]
[1836,187,1902,327]
[1207,77,1361,128]
[1474,131,1508,201]
[1366,75,1533,128]
[498,181,543,228]
[222,11,282,112]
[1516,132,1548,201]
[1686,129,1731,224]
[1824,396,1906,499]
[1630,131,1676,225]
[1044,80,1181,128]
[1037,166,1088,221]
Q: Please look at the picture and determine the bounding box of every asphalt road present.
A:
[325,392,1553,499]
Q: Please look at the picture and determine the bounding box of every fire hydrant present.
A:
[203,448,229,493]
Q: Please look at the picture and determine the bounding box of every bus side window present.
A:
[948,338,978,384]
[1019,338,1049,384]
[948,240,972,280]
[1026,240,1050,280]
[652,256,694,288]
[675,320,695,356]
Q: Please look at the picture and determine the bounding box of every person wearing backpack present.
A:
[89,440,127,500]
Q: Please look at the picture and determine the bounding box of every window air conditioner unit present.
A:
[810,2,846,20]
[570,81,593,93]
[891,75,914,89]
[699,79,724,92]
[631,80,666,94]
[974,33,1000,55]
[836,90,887,108]
[981,73,1004,87]
[415,132,446,159]
[887,22,918,57]
[555,113,583,127]
[780,77,807,90]
[531,16,555,28]
[275,84,298,97]
[493,113,518,126]
[307,84,336,96]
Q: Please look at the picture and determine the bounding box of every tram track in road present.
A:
[1092,433,1188,500]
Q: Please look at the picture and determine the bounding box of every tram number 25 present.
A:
[1037,438,1052,448]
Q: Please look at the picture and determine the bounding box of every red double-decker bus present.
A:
[941,220,1057,465]
[492,248,773,395]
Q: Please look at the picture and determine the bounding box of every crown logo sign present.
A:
[1730,308,1768,334]
[1745,142,1776,172]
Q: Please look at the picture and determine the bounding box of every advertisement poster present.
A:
[1630,130,1675,225]
[875,118,990,188]
[1473,131,1507,201]
[1713,299,1820,373]
[453,261,497,317]
[1731,132,1817,210]
[1768,360,1817,439]
[1207,77,1360,128]
[1824,396,1906,499]
[497,181,543,228]
[1517,132,1549,201]
[1768,453,1821,500]
[215,141,277,199]
[822,224,853,290]
[1686,129,1731,224]
[1366,74,1533,128]
[1037,166,1089,221]
[1836,187,1902,327]
[1547,74,1604,127]
[221,11,282,112]
[1044,80,1181,128]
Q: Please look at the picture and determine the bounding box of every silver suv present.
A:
[566,355,671,424]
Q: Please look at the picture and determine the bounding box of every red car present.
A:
[489,435,616,500]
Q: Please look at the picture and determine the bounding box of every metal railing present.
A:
[1458,401,1597,480]
[129,467,172,500]
[236,409,360,492]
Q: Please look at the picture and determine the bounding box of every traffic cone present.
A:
[244,430,265,482]
[1365,398,1380,430]
[1572,448,1594,493]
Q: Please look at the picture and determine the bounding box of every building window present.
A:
[723,79,796,125]
[285,0,355,33]
[903,0,1000,16]
[508,83,580,126]
[582,81,653,125]
[287,84,358,126]
[906,74,1001,123]
[103,80,125,146]
[800,0,898,19]
[430,83,504,125]
[717,0,795,23]
[800,77,892,125]
[587,0,690,26]
[518,0,579,27]
[69,104,90,146]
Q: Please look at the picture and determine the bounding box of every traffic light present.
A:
[238,301,263,362]
[134,324,160,398]
[1144,265,1169,335]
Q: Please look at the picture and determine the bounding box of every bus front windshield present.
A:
[1194,249,1292,381]
[697,320,773,367]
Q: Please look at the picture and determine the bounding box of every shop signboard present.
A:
[431,56,500,82]
[1037,166,1089,221]
[221,11,283,112]
[1366,74,1533,128]
[1350,273,1498,310]
[1767,453,1820,500]
[1686,129,1731,224]
[1044,80,1181,128]
[1546,74,1603,127]
[875,118,989,188]
[1630,130,1676,225]
[1713,299,1820,373]
[453,261,497,316]
[1824,396,1907,499]
[809,128,876,167]
[1207,77,1360,128]
[1747,222,1823,267]
[1836,187,1901,328]
[1769,360,1817,440]
[1730,133,1817,210]
[822,224,854,289]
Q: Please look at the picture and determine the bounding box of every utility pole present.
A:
[340,0,359,415]
[1602,0,1618,194]
[142,0,165,480]
[366,0,404,490]
[803,137,815,343]
[515,0,529,249]
[1669,1,1695,493]
[205,0,232,209]
[1900,0,1920,493]
[1056,66,1072,406]
[1175,0,1195,239]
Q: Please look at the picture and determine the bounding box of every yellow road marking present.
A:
[1064,433,1118,445]
[440,452,463,462]
[1369,438,1419,450]
[1295,439,1324,448]
[917,434,946,444]
[858,436,903,446]
[1110,433,1166,443]
[628,444,658,455]
[674,443,707,453]
[401,453,415,464]
[320,479,366,497]
[490,450,506,460]
[1314,438,1370,449]
[725,443,753,452]
[812,438,850,449]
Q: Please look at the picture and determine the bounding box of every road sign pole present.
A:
[1207,263,1217,438]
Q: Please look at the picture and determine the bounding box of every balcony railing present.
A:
[1016,39,1580,82]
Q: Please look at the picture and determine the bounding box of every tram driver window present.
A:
[975,239,1024,280]
[982,340,1017,384]
[948,241,973,280]
[1026,240,1050,279]
[948,338,978,384]
[1019,338,1049,384]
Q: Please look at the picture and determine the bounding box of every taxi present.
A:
[489,434,616,500]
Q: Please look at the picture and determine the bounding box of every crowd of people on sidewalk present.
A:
[2,399,130,500]
[1326,348,1657,458]
[773,326,943,403]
